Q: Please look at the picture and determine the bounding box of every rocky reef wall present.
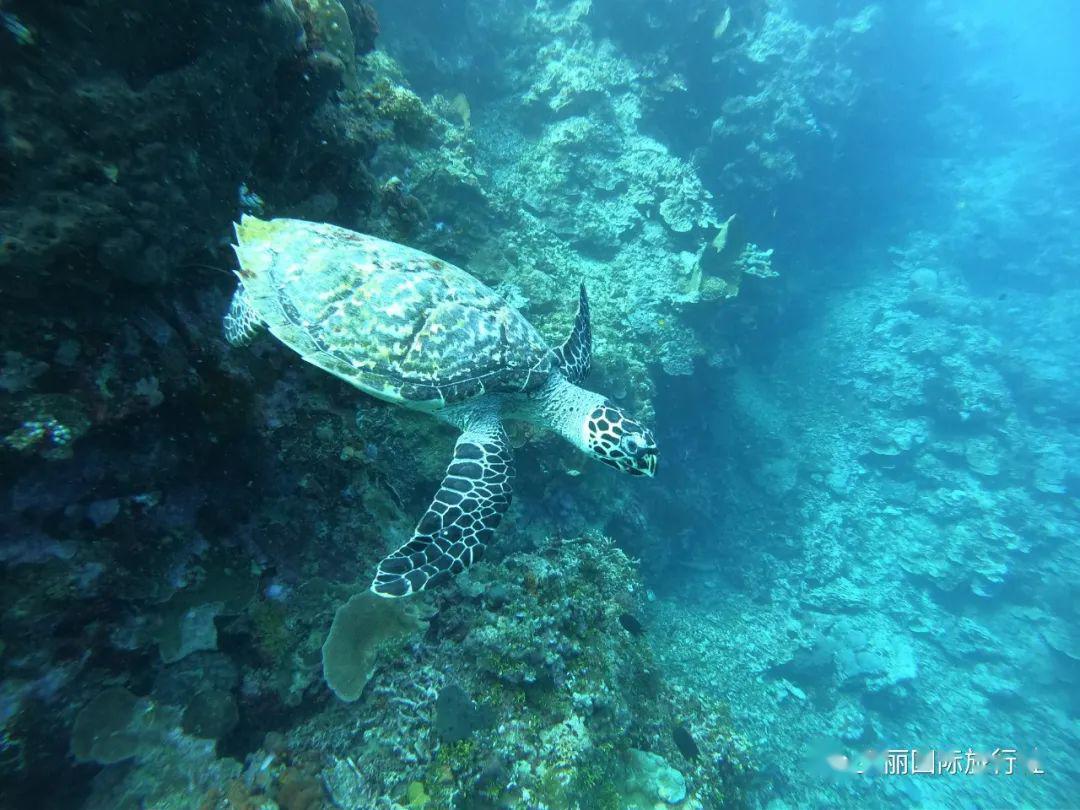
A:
[1,0,772,807]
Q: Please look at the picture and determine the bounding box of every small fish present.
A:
[238,182,266,215]
[673,725,700,760]
[2,12,35,45]
[618,613,644,636]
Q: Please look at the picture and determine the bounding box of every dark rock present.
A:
[619,613,644,636]
[673,725,700,761]
[152,651,239,707]
[484,583,512,609]
[434,683,492,743]
[345,1,380,55]
[182,689,239,740]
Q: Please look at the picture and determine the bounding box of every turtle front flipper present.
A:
[224,286,264,347]
[371,411,514,598]
[554,283,591,383]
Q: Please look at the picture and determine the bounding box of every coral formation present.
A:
[651,219,1080,807]
[321,591,427,702]
[1,0,777,788]
[624,748,688,805]
[297,534,755,808]
[70,688,147,765]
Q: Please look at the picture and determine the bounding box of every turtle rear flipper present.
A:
[224,286,264,347]
[371,411,514,598]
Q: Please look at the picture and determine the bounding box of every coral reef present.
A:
[5,0,1073,808]
[299,534,755,809]
[0,1,449,804]
[376,0,780,414]
[321,592,427,702]
[651,222,1080,807]
[0,0,781,797]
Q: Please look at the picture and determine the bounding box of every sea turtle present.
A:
[224,216,658,598]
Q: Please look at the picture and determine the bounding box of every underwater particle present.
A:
[181,689,238,740]
[673,725,700,761]
[618,613,644,636]
[71,688,145,765]
[713,7,732,40]
[2,12,34,45]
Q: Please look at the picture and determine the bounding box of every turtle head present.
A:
[584,402,658,477]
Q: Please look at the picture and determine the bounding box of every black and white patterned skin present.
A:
[554,283,592,384]
[371,412,514,598]
[585,403,658,477]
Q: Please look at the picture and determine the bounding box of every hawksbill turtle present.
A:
[224,216,657,597]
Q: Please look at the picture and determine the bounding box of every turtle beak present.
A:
[627,433,658,477]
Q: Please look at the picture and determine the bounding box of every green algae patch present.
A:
[321,591,427,701]
[405,780,431,808]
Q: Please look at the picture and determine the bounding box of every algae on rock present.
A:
[293,0,360,86]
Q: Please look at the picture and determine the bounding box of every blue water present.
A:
[0,1,1076,808]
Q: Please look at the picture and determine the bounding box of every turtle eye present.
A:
[625,435,643,452]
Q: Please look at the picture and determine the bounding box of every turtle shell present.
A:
[232,216,555,407]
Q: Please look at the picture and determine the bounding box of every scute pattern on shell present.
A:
[233,217,555,406]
